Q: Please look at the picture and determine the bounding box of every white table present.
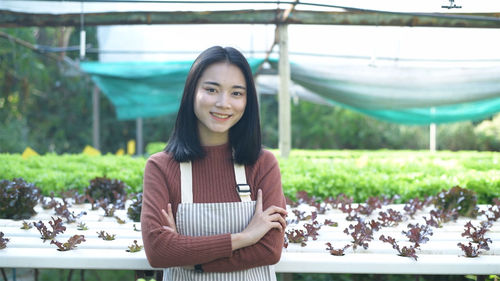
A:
[1,202,499,277]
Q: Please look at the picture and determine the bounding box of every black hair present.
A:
[165,46,262,165]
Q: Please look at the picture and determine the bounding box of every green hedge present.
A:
[0,153,146,194]
[275,150,500,204]
[1,150,499,203]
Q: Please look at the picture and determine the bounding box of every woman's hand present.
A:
[161,203,178,233]
[231,189,287,250]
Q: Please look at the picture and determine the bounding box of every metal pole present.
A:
[92,85,100,151]
[430,123,436,152]
[278,24,291,158]
[136,117,143,156]
[430,107,436,152]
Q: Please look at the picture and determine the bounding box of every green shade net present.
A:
[80,59,265,120]
[81,58,500,124]
[270,59,500,125]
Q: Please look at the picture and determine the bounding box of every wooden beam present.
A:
[1,9,500,28]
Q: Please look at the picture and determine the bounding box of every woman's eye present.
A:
[206,88,216,93]
[232,91,243,96]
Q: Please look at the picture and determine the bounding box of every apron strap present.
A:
[180,161,193,203]
[234,164,251,202]
[179,161,251,203]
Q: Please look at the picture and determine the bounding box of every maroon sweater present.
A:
[141,143,286,272]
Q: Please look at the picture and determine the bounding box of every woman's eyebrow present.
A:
[233,85,246,90]
[203,81,246,90]
[202,81,220,86]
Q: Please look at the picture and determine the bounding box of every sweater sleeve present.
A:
[202,150,286,272]
[141,153,233,268]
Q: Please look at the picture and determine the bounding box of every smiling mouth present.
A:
[211,112,232,119]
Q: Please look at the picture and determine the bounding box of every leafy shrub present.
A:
[1,150,499,204]
[434,186,479,218]
[0,153,145,195]
[0,178,41,219]
[145,142,166,156]
[0,118,29,153]
[127,192,142,222]
[475,113,500,151]
[85,177,129,209]
[437,122,477,151]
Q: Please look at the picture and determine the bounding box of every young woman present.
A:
[141,46,287,281]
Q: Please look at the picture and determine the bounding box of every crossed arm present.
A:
[141,152,287,272]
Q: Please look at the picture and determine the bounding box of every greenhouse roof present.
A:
[3,0,500,125]
[1,0,500,28]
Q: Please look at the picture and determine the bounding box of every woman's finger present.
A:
[269,213,288,230]
[269,221,283,232]
[255,189,263,213]
[161,204,175,226]
[161,208,169,225]
[167,203,175,223]
[263,205,288,216]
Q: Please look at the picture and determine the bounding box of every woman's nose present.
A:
[215,92,230,108]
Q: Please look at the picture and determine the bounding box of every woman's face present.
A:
[194,62,247,146]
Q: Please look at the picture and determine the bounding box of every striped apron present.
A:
[163,161,276,281]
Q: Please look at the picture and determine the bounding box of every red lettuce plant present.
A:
[368,219,382,232]
[486,198,500,222]
[377,209,403,227]
[339,202,359,221]
[127,192,143,222]
[85,177,128,210]
[20,221,33,230]
[343,220,374,250]
[0,232,9,249]
[97,198,116,217]
[77,222,88,231]
[51,235,85,251]
[435,186,479,218]
[325,242,351,256]
[292,209,311,221]
[457,221,492,257]
[310,201,329,214]
[33,217,66,241]
[403,197,426,219]
[60,189,87,205]
[457,242,483,258]
[324,219,338,227]
[54,199,86,223]
[285,229,308,247]
[126,240,143,253]
[402,223,433,247]
[424,208,458,228]
[356,196,383,216]
[41,192,58,210]
[115,216,126,224]
[97,231,116,241]
[461,221,492,249]
[304,221,321,241]
[379,235,419,261]
[324,193,354,208]
[0,178,41,219]
[357,195,398,216]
